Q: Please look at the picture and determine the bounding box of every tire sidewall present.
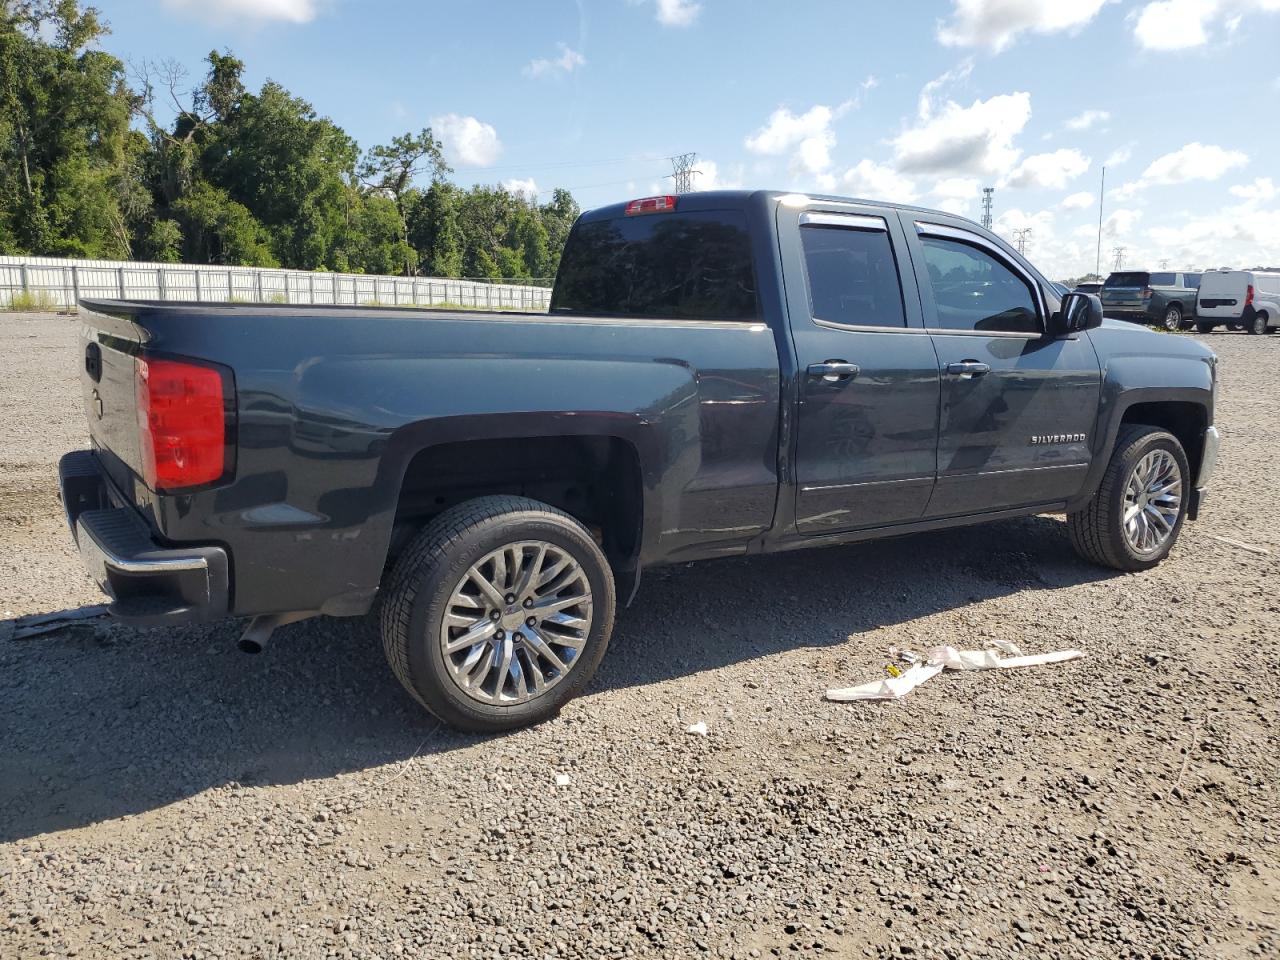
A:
[403,512,615,731]
[1104,431,1190,571]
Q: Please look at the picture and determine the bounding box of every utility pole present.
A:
[668,153,700,194]
[1013,228,1032,256]
[1113,246,1126,270]
[981,187,994,230]
[1095,166,1106,278]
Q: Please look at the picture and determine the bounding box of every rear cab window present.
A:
[799,218,906,328]
[550,210,758,320]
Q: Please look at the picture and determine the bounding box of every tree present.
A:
[359,128,449,274]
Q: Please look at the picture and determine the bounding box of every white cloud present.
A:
[501,178,539,197]
[691,159,745,191]
[840,160,920,204]
[938,0,1110,52]
[1103,145,1133,167]
[1066,109,1110,131]
[745,104,839,176]
[162,0,317,22]
[655,0,701,27]
[432,114,503,167]
[1116,142,1248,196]
[526,44,586,78]
[892,91,1031,177]
[1005,149,1091,189]
[1144,203,1280,269]
[931,178,981,215]
[1230,177,1277,202]
[1133,0,1280,51]
[1104,208,1143,237]
[1061,191,1096,210]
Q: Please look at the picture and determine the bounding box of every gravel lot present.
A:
[1,310,1276,960]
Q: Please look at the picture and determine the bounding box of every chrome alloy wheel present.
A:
[1123,449,1183,556]
[439,541,593,705]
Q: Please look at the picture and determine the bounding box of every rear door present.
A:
[1197,271,1248,320]
[780,202,941,535]
[901,217,1102,518]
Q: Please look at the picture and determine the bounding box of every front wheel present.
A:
[379,496,616,732]
[1161,304,1183,331]
[1067,425,1189,571]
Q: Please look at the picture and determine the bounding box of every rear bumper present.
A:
[58,450,229,626]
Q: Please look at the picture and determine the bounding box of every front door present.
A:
[781,205,941,535]
[902,217,1102,517]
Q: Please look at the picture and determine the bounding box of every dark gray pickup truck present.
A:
[61,190,1221,731]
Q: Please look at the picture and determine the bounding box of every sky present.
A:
[97,0,1280,279]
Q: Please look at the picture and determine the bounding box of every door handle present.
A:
[946,360,991,379]
[807,361,860,383]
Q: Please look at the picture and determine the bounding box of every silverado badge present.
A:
[1030,433,1086,445]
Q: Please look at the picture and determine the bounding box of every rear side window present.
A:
[920,237,1039,334]
[800,224,906,328]
[1105,272,1149,287]
[550,210,758,320]
[1184,273,1201,289]
[1149,272,1177,286]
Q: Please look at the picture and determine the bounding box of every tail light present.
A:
[625,195,678,216]
[1245,284,1254,307]
[135,357,232,491]
[1142,287,1152,299]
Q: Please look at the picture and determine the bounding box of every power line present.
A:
[668,153,700,194]
[981,187,994,230]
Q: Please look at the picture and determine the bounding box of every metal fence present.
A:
[0,255,554,312]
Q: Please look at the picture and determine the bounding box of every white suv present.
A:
[1197,270,1280,335]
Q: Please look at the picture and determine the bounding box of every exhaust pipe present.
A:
[238,612,315,654]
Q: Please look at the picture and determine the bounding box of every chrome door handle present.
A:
[946,360,991,379]
[807,361,860,383]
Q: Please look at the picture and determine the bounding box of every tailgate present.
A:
[79,305,147,491]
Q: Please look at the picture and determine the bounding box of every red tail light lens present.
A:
[1142,287,1152,298]
[1245,284,1254,307]
[625,195,678,216]
[135,357,229,491]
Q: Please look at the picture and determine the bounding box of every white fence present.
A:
[0,255,553,312]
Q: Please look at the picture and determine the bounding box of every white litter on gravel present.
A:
[554,772,572,786]
[685,721,708,736]
[826,642,1083,702]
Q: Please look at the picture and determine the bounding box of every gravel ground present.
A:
[1,311,1276,960]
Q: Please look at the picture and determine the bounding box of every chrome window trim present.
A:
[914,220,1048,326]
[800,212,888,231]
[813,318,926,334]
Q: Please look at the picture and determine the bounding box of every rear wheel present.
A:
[1195,321,1215,335]
[1249,312,1270,335]
[1067,425,1188,572]
[1161,304,1183,331]
[379,496,616,732]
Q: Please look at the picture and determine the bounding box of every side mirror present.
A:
[1051,292,1103,337]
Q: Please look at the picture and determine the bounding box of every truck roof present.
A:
[579,189,989,232]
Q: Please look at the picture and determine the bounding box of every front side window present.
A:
[800,224,906,328]
[550,210,758,320]
[919,236,1040,334]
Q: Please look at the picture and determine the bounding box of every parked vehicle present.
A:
[1196,269,1280,335]
[60,190,1221,732]
[1074,282,1103,295]
[1101,270,1202,330]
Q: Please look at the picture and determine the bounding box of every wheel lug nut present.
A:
[490,610,500,621]
[526,617,536,627]
[504,594,516,604]
[514,633,524,642]
[495,629,505,640]
[522,597,533,608]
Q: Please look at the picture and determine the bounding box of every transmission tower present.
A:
[668,153,700,194]
[981,187,994,229]
[1013,228,1032,256]
[1112,246,1126,270]
[1159,259,1170,269]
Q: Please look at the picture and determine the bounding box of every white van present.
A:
[1196,270,1280,335]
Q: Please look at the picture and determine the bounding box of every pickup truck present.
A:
[60,190,1221,732]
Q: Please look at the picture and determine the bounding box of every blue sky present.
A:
[100,0,1280,278]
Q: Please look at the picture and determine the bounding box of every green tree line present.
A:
[0,1,579,282]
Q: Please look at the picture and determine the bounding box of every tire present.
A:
[1248,312,1268,335]
[1195,321,1215,335]
[1067,425,1190,572]
[379,495,616,732]
[1161,304,1183,331]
